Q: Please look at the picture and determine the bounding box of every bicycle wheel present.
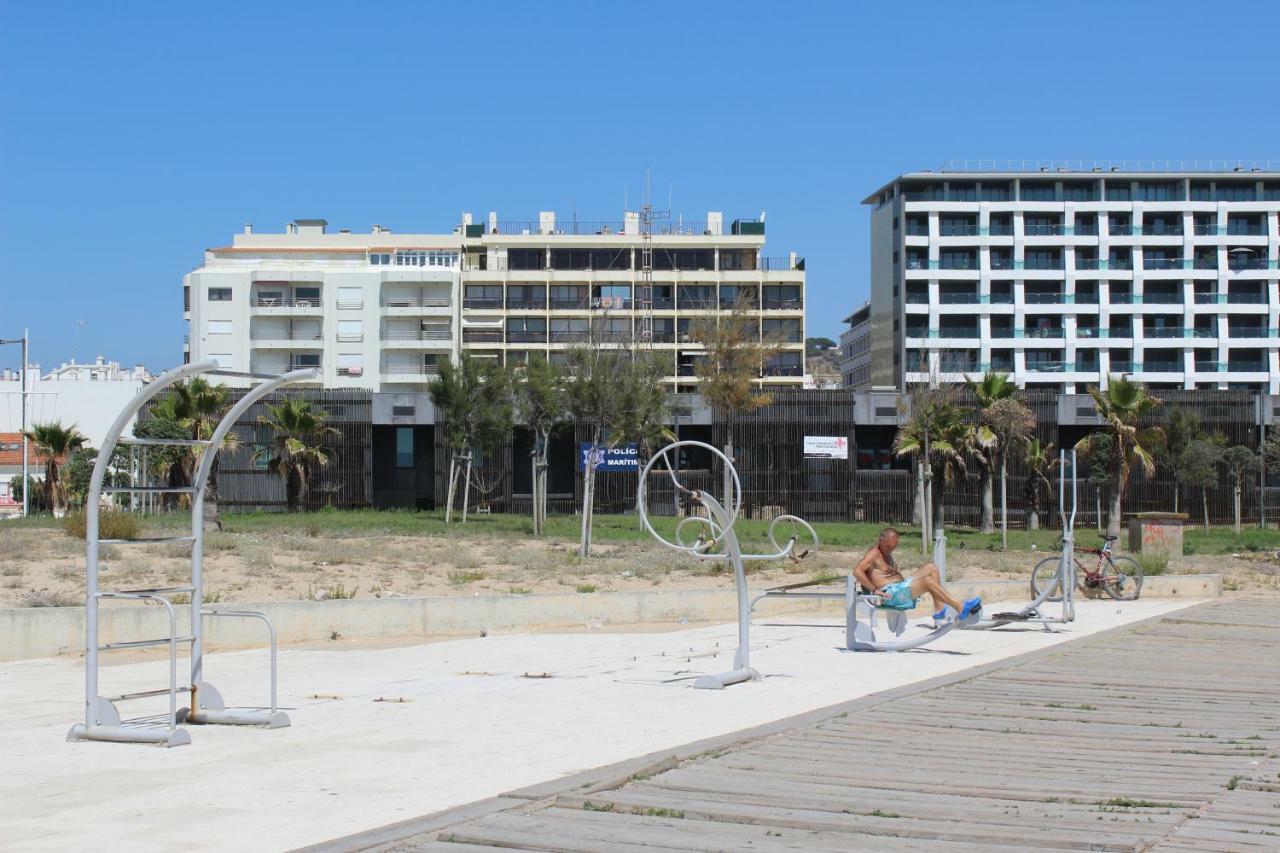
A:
[1030,555,1066,602]
[1101,555,1143,601]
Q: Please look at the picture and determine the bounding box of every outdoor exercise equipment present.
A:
[960,448,1079,630]
[67,360,316,747]
[637,440,818,689]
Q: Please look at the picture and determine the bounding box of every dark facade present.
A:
[197,387,1275,527]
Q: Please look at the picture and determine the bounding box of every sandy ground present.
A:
[0,596,1205,851]
[0,523,1274,609]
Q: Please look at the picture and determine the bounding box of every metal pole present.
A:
[1260,420,1267,530]
[21,330,28,518]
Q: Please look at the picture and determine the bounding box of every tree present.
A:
[985,396,1038,546]
[1074,376,1164,538]
[564,345,671,557]
[516,356,568,535]
[689,296,784,501]
[253,398,340,512]
[139,379,237,523]
[1022,438,1055,531]
[1175,439,1223,531]
[21,421,88,517]
[1223,445,1261,535]
[965,372,1020,537]
[427,354,514,524]
[894,390,975,534]
[133,413,195,510]
[1159,408,1202,513]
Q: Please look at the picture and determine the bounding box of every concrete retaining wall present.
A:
[0,574,1222,663]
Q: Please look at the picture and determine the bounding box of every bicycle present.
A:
[1030,534,1143,602]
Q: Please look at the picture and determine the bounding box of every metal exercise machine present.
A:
[637,440,819,689]
[67,360,317,747]
[959,448,1079,631]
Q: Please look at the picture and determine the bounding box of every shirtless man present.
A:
[852,527,982,621]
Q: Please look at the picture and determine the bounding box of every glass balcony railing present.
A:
[1142,258,1184,270]
[1075,327,1107,339]
[1195,362,1227,373]
[1226,327,1279,339]
[1024,293,1067,304]
[986,225,1014,236]
[1228,362,1268,372]
[1143,327,1187,339]
[1025,360,1071,373]
[1144,362,1183,373]
[936,328,981,338]
[990,257,1017,270]
[905,293,930,305]
[1227,292,1268,304]
[1023,224,1068,236]
[1022,259,1065,270]
[938,258,979,270]
[938,293,981,304]
[1020,328,1066,339]
[1140,292,1183,304]
[939,224,980,236]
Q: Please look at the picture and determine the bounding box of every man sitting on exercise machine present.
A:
[853,528,983,621]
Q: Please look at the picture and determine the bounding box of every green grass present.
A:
[9,507,1280,557]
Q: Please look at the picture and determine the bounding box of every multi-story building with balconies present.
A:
[184,211,806,389]
[860,162,1280,393]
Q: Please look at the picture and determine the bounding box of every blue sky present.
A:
[3,0,1279,371]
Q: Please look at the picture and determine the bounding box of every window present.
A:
[1105,182,1132,201]
[1135,181,1182,201]
[336,352,363,377]
[395,427,414,468]
[1020,182,1056,201]
[208,287,232,302]
[294,286,321,306]
[370,253,391,265]
[762,318,802,342]
[209,353,233,368]
[207,320,232,335]
[1216,183,1256,202]
[337,320,362,342]
[393,250,459,267]
[337,287,363,309]
[592,284,630,308]
[464,285,502,308]
[550,285,587,308]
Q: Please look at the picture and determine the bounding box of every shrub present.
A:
[448,570,486,586]
[62,511,142,542]
[308,582,357,600]
[575,583,598,593]
[21,588,80,607]
[1135,552,1169,576]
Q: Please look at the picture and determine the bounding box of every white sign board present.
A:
[803,435,848,459]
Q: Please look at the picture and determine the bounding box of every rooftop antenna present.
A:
[636,169,670,350]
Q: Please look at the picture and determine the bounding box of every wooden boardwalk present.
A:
[324,598,1280,852]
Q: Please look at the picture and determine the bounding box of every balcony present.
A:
[987,224,1015,236]
[1195,362,1227,373]
[463,297,504,310]
[678,297,718,310]
[253,297,321,310]
[1227,327,1278,339]
[549,298,590,310]
[905,292,930,305]
[1073,223,1099,236]
[1025,360,1071,373]
[289,358,321,372]
[506,298,547,310]
[1141,292,1184,305]
[1142,258,1185,271]
[719,298,758,310]
[461,329,504,343]
[1228,292,1268,305]
[936,327,981,339]
[250,330,323,343]
[1143,327,1187,339]
[382,295,451,309]
[1228,257,1275,271]
[549,330,590,343]
[382,364,441,378]
[1193,223,1224,236]
[382,328,451,342]
[763,364,804,377]
[1023,224,1067,236]
[1023,292,1066,305]
[760,256,804,271]
[1021,327,1065,339]
[1107,223,1135,237]
[939,224,980,236]
[938,258,979,270]
[938,292,980,304]
[762,297,803,310]
[507,331,548,343]
[1075,327,1107,339]
[990,257,1016,270]
[1143,361,1183,374]
[1228,361,1268,373]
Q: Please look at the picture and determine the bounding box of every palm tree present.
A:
[253,398,339,512]
[1075,376,1164,538]
[22,421,88,517]
[1022,438,1055,531]
[966,371,1018,535]
[894,396,975,533]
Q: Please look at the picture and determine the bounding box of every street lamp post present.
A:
[0,330,30,517]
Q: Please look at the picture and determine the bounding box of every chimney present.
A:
[538,211,556,235]
[462,212,473,226]
[488,211,498,234]
[623,211,640,236]
[243,223,253,235]
[707,212,723,236]
[372,224,385,235]
[294,219,327,236]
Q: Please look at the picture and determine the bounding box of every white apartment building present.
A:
[861,162,1280,393]
[184,213,806,389]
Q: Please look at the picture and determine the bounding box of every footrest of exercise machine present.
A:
[177,681,291,728]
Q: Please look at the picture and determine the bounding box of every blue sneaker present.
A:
[959,597,983,620]
[933,606,950,623]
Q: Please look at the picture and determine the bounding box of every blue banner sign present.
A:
[578,442,640,471]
